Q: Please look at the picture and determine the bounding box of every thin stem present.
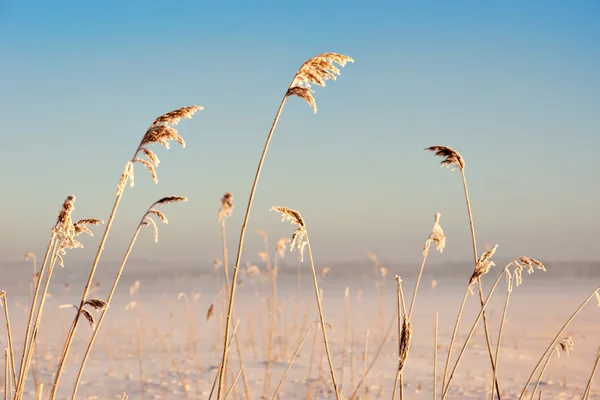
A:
[50,179,130,400]
[408,240,431,320]
[16,233,56,393]
[16,239,60,399]
[210,321,240,400]
[1,293,16,389]
[225,367,244,400]
[582,345,600,400]
[217,94,289,400]
[5,349,10,400]
[349,313,397,400]
[71,203,156,399]
[362,329,369,400]
[306,237,340,400]
[530,348,558,400]
[340,287,350,395]
[271,323,316,400]
[491,287,512,400]
[518,287,599,399]
[441,288,469,394]
[434,313,438,400]
[460,168,501,400]
[442,266,511,400]
[392,277,403,400]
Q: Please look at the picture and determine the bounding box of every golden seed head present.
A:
[286,52,354,113]
[270,206,308,261]
[557,337,574,357]
[151,105,203,127]
[319,266,330,279]
[426,146,465,171]
[398,317,412,371]
[276,237,292,258]
[218,192,234,222]
[469,245,498,286]
[424,212,446,256]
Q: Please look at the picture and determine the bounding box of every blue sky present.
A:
[0,0,599,267]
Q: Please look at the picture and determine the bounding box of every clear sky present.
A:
[0,0,599,268]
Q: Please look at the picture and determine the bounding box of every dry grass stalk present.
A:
[441,257,546,400]
[408,212,445,320]
[0,292,16,389]
[582,345,600,400]
[362,329,370,400]
[271,206,341,399]
[434,313,439,400]
[225,367,244,400]
[427,145,501,399]
[210,321,241,400]
[392,276,411,400]
[71,197,187,399]
[339,286,350,394]
[24,253,40,399]
[529,337,574,400]
[518,287,599,399]
[349,312,397,400]
[17,197,101,400]
[305,323,319,400]
[50,106,199,400]
[271,323,317,399]
[216,53,352,400]
[4,348,10,400]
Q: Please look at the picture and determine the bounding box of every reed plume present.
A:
[49,106,199,400]
[442,255,547,399]
[216,53,352,400]
[15,196,102,400]
[270,206,341,399]
[71,196,187,399]
[529,337,574,400]
[427,145,501,398]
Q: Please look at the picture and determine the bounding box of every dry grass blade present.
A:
[286,53,353,113]
[425,146,465,170]
[582,345,600,399]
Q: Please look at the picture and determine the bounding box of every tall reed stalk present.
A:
[441,256,546,400]
[216,52,353,400]
[529,337,573,400]
[427,146,501,398]
[49,106,200,400]
[71,196,187,398]
[518,287,599,399]
[582,345,600,400]
[271,206,340,399]
[0,292,15,389]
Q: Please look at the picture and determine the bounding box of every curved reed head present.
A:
[398,316,412,371]
[469,244,498,286]
[218,192,234,222]
[143,196,188,242]
[118,106,202,194]
[425,212,446,255]
[426,146,465,171]
[270,206,308,261]
[557,337,574,357]
[286,53,354,113]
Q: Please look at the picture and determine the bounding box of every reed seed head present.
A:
[270,206,308,261]
[426,146,465,171]
[218,192,234,222]
[557,337,574,357]
[511,256,547,288]
[80,309,96,330]
[286,53,354,113]
[206,303,215,322]
[424,212,446,256]
[398,316,412,372]
[151,105,203,127]
[469,245,498,286]
[84,298,108,311]
[596,289,600,307]
[24,252,35,261]
[276,237,292,258]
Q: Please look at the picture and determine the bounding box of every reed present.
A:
[49,105,200,400]
[271,206,340,399]
[0,292,16,389]
[518,287,600,399]
[216,53,353,400]
[339,286,350,394]
[529,337,574,400]
[441,256,546,400]
[426,145,500,399]
[71,196,188,398]
[392,276,409,400]
[271,323,316,399]
[434,313,439,400]
[582,345,600,400]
